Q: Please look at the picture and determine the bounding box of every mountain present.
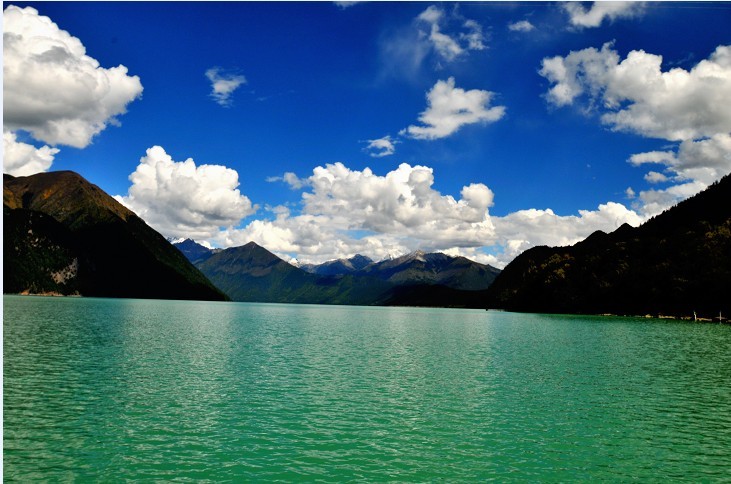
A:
[359,250,500,291]
[299,254,373,276]
[194,242,390,305]
[486,174,731,318]
[4,171,227,301]
[181,240,501,307]
[173,238,218,264]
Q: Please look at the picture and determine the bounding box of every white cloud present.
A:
[491,202,643,264]
[402,77,506,140]
[564,2,645,28]
[333,1,362,9]
[508,20,535,32]
[3,131,59,176]
[461,19,487,51]
[416,6,486,62]
[644,171,669,184]
[541,42,731,216]
[201,161,646,269]
[115,146,256,239]
[3,5,143,149]
[540,43,731,141]
[629,134,731,215]
[364,135,398,157]
[636,180,707,218]
[205,67,246,107]
[266,172,309,190]
[379,5,486,78]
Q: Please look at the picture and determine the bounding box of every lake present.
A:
[4,295,731,481]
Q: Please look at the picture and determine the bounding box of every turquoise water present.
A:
[4,295,731,481]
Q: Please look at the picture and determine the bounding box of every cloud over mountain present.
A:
[3,131,59,177]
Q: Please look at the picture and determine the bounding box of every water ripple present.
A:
[4,297,731,481]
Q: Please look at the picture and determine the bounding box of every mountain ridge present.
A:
[175,240,500,307]
[4,171,227,301]
[486,174,731,318]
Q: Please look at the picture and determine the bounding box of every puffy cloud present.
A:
[205,67,246,107]
[564,2,645,29]
[636,180,707,218]
[629,134,731,215]
[402,77,506,140]
[3,131,59,176]
[211,162,499,264]
[644,171,669,184]
[364,135,398,157]
[541,42,731,216]
[540,43,731,141]
[630,135,731,185]
[301,162,495,243]
[508,20,535,32]
[492,202,643,264]
[202,160,647,269]
[115,146,256,239]
[3,5,143,149]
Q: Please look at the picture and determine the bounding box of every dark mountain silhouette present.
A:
[486,174,731,319]
[4,171,227,301]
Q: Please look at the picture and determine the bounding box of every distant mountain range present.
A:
[486,174,731,319]
[174,240,501,307]
[4,171,227,301]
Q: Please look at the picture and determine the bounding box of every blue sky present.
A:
[4,2,731,266]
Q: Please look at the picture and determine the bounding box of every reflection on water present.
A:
[4,296,731,480]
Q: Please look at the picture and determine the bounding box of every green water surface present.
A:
[4,295,731,481]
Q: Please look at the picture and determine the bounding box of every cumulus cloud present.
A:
[202,161,645,268]
[115,146,256,239]
[3,131,59,177]
[205,67,246,107]
[540,43,731,141]
[541,42,731,215]
[508,20,535,32]
[402,77,506,140]
[364,135,398,157]
[3,5,143,150]
[564,2,646,29]
[211,162,499,264]
[491,202,643,264]
[629,134,731,215]
[644,171,669,184]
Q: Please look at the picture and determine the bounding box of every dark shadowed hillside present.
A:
[4,171,227,301]
[486,174,731,318]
